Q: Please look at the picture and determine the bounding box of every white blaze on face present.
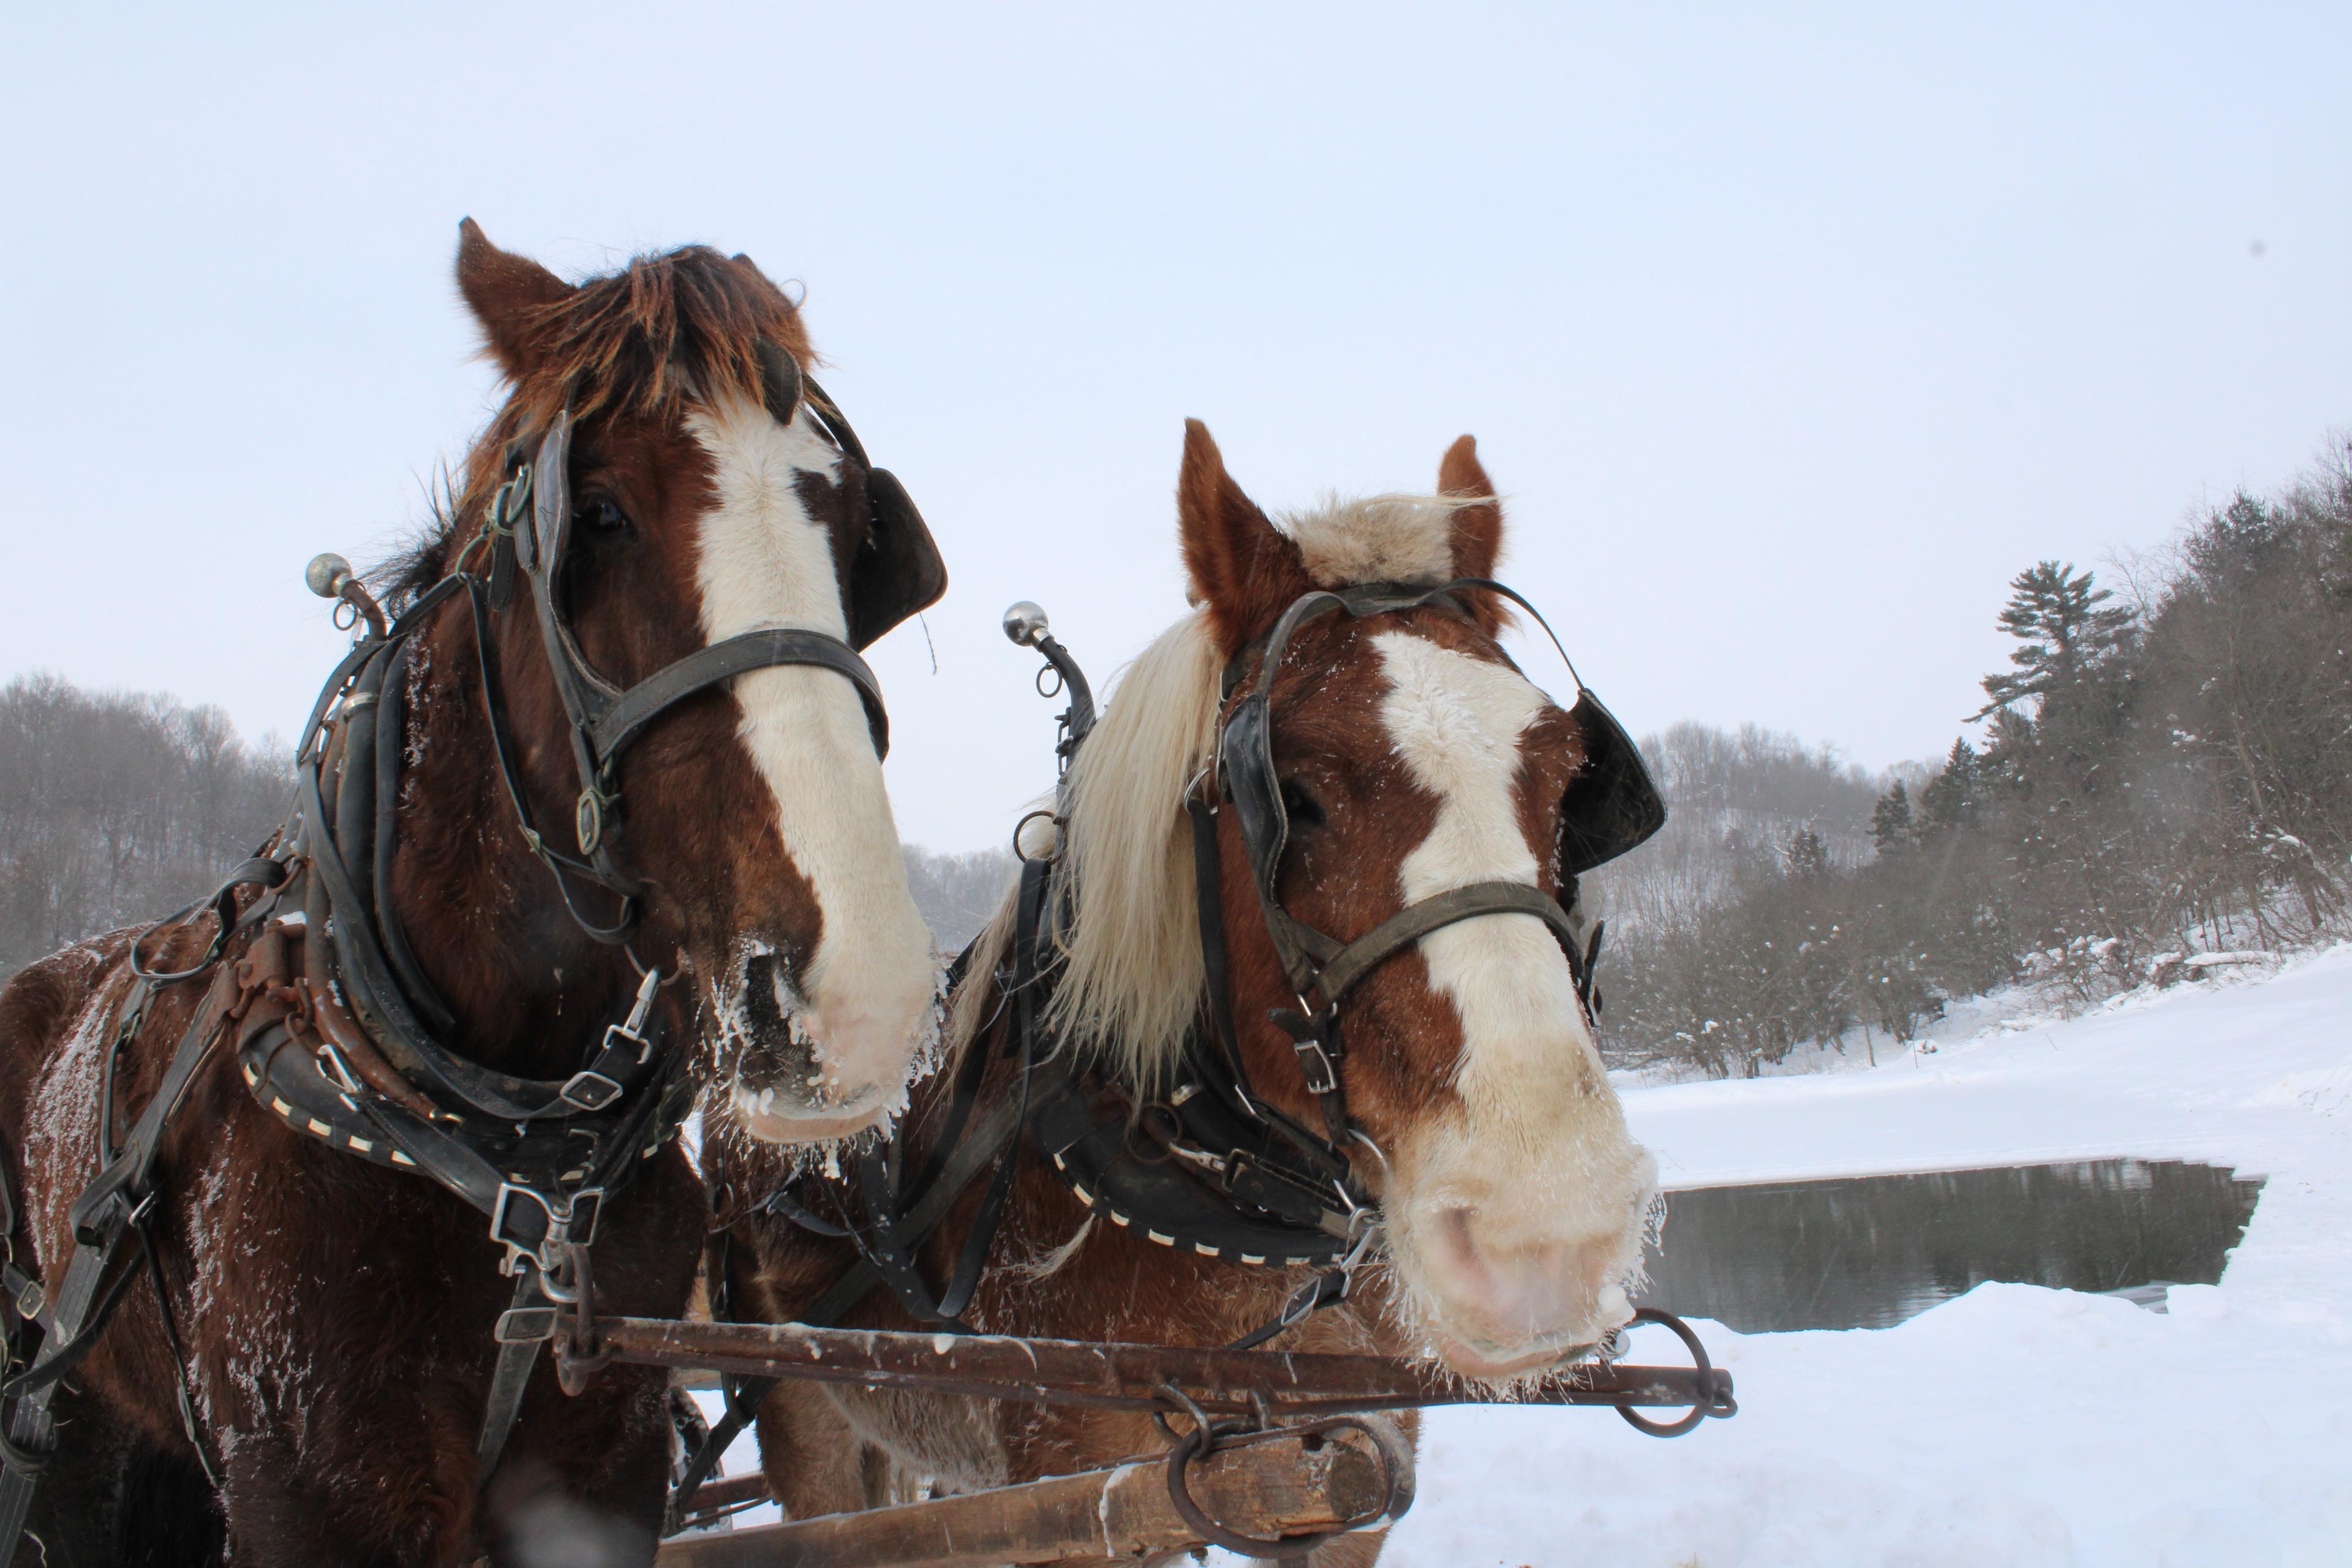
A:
[685,394,935,1120]
[1373,629,1654,1374]
[1372,630,1592,1106]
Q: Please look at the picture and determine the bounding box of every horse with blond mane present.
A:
[707,421,1664,1564]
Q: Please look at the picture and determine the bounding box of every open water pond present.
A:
[1635,1158,2264,1332]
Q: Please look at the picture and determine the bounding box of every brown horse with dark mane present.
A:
[711,423,1663,1564]
[0,224,945,1566]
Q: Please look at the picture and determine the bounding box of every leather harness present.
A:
[0,349,943,1559]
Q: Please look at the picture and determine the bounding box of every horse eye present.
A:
[1279,779,1325,831]
[576,497,632,537]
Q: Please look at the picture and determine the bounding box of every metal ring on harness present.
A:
[1162,1411,1417,1559]
[1614,1306,1737,1437]
[1011,809,1061,865]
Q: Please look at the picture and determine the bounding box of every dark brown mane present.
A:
[503,243,813,430]
[385,243,815,607]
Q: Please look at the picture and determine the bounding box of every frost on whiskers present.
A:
[695,935,948,1180]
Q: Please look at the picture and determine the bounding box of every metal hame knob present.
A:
[1002,601,1050,647]
[306,552,356,600]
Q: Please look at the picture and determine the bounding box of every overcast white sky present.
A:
[4,4,2346,851]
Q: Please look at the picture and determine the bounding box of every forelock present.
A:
[1277,493,1481,589]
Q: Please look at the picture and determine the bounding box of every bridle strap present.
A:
[1308,880,1582,1008]
[589,627,888,762]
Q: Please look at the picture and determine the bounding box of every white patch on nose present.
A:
[1374,630,1657,1368]
[684,394,935,1101]
[1371,631,1593,1103]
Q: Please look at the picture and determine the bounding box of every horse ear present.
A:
[1439,435,1504,578]
[1438,434,1508,631]
[454,218,572,379]
[1178,420,1309,656]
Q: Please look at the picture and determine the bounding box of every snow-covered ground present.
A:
[1379,944,2352,1567]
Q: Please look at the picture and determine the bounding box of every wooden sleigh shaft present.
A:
[658,1428,1392,1568]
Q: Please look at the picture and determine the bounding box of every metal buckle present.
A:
[601,1019,649,1070]
[496,1306,560,1344]
[1278,1267,1346,1329]
[489,1183,605,1274]
[559,1069,624,1112]
[575,788,603,854]
[1291,1037,1338,1096]
[613,966,659,1064]
[315,1041,364,1097]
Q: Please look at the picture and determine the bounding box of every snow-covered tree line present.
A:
[0,667,1023,982]
[1597,437,2352,1078]
[0,676,293,978]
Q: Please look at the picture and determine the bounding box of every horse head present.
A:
[428,222,942,1142]
[1051,421,1658,1379]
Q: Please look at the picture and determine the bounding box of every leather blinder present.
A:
[846,467,948,650]
[1557,689,1666,875]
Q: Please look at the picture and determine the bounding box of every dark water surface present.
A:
[1635,1158,2265,1332]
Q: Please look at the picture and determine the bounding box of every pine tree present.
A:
[1871,781,1913,852]
[1784,826,1830,880]
[1917,739,1980,832]
[1970,561,2135,721]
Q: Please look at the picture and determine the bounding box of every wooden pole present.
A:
[587,1315,1730,1419]
[656,1431,1388,1568]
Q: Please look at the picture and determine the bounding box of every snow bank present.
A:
[1365,943,2352,1566]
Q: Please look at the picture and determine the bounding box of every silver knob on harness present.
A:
[1002,601,1050,647]
[306,552,355,600]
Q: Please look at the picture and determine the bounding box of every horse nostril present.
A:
[741,952,785,1032]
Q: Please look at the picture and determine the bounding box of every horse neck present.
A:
[371,590,636,1079]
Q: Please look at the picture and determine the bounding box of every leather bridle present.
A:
[473,340,944,942]
[1200,578,1665,1157]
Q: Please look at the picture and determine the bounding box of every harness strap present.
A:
[1,959,244,1566]
[1186,798,1253,1104]
[476,1269,549,1481]
[589,628,888,763]
[461,575,639,942]
[139,1215,220,1491]
[0,1227,126,1553]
